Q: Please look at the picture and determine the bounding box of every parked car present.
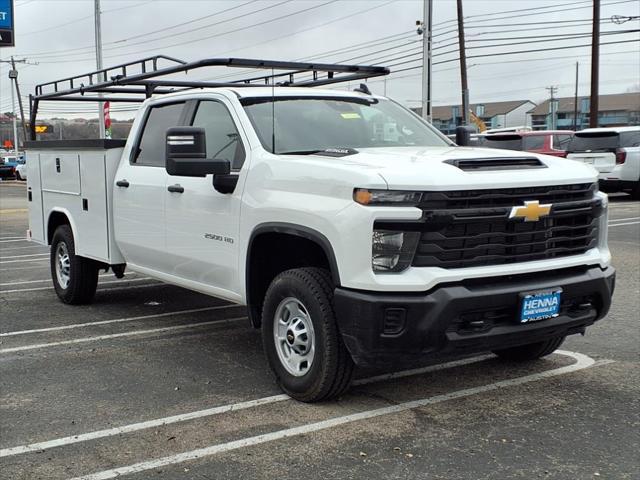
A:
[25,57,615,402]
[15,157,27,181]
[566,126,640,199]
[480,130,574,157]
[0,154,24,179]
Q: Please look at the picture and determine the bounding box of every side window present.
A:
[135,102,185,166]
[523,135,545,150]
[620,131,640,147]
[553,134,573,150]
[192,101,245,171]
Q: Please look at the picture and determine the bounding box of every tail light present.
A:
[615,149,626,164]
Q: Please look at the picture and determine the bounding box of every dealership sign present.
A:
[0,0,14,47]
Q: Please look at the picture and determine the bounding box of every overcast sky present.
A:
[1,0,638,119]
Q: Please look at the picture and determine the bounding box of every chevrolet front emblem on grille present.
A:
[509,200,552,222]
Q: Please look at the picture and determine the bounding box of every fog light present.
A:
[372,230,420,272]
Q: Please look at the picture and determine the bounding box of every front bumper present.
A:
[333,266,615,368]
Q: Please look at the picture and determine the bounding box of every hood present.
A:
[309,146,598,190]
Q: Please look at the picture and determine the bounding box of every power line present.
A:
[19,0,156,36]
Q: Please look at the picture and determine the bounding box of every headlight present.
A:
[372,229,420,272]
[354,189,422,206]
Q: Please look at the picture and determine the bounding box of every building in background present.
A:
[413,100,536,135]
[528,93,640,131]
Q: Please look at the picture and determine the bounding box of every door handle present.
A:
[116,179,130,188]
[167,184,184,193]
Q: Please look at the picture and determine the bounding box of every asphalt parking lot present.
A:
[0,180,638,480]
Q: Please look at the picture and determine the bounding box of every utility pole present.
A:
[1,57,29,152]
[546,86,558,130]
[418,0,433,122]
[94,0,106,139]
[10,57,28,141]
[573,62,579,131]
[589,0,600,128]
[9,74,18,155]
[456,0,469,126]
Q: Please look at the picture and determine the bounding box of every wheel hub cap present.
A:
[274,297,315,377]
[55,241,71,289]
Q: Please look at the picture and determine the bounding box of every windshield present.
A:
[481,135,524,151]
[568,132,620,152]
[241,96,450,154]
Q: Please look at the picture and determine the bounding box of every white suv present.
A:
[567,126,640,199]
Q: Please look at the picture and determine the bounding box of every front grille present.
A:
[407,183,601,269]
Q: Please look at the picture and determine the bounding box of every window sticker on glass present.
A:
[341,112,361,119]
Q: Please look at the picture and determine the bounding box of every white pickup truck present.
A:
[26,57,615,401]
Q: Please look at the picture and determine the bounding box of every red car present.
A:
[480,130,574,157]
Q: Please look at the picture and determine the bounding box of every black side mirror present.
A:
[455,125,475,146]
[165,127,230,177]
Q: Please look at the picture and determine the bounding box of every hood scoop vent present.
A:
[445,157,546,171]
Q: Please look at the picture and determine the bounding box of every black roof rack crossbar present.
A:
[29,56,390,139]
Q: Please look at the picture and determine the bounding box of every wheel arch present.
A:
[245,222,341,328]
[47,208,78,246]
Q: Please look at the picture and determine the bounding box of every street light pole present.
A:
[94,0,106,139]
[420,0,433,122]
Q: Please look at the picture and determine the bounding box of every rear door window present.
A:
[619,131,640,147]
[568,132,620,152]
[553,134,573,150]
[523,135,545,150]
[134,102,186,166]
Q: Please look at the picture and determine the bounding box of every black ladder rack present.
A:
[29,56,390,140]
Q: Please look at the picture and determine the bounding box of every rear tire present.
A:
[15,171,22,181]
[493,335,566,362]
[50,225,99,304]
[630,181,640,201]
[261,267,354,402]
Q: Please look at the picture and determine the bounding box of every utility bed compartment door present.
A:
[26,152,45,244]
[41,153,81,194]
[76,153,109,261]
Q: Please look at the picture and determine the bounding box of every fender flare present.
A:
[47,208,79,246]
[245,222,341,327]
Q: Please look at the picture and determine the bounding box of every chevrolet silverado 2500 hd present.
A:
[25,58,615,402]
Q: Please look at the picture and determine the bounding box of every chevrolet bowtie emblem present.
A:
[509,200,552,222]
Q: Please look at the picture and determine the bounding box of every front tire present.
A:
[492,335,566,362]
[261,267,354,402]
[50,225,99,304]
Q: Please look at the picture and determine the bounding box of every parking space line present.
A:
[67,352,608,480]
[608,216,640,222]
[0,316,248,354]
[0,253,48,260]
[0,356,490,458]
[608,221,640,227]
[0,239,29,243]
[0,257,48,264]
[0,236,26,241]
[0,277,155,294]
[0,273,144,287]
[0,305,238,337]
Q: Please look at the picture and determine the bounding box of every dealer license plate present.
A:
[519,289,562,323]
